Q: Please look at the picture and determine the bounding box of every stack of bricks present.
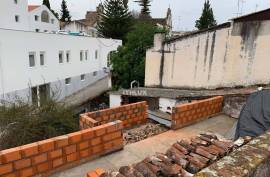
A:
[171,96,224,130]
[0,120,123,177]
[80,101,148,129]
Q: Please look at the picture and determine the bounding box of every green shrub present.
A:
[0,97,79,150]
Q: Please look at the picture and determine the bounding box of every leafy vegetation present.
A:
[110,22,160,89]
[98,0,133,41]
[135,0,152,18]
[195,0,217,30]
[60,0,71,22]
[0,97,79,150]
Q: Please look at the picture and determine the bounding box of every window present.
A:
[80,51,83,61]
[59,51,64,63]
[66,51,70,63]
[29,52,36,67]
[14,0,18,4]
[40,52,45,66]
[41,10,49,23]
[35,29,40,32]
[81,74,85,81]
[51,19,54,24]
[85,50,88,60]
[95,50,98,59]
[35,15,39,21]
[15,15,19,22]
[65,78,71,85]
[93,71,97,76]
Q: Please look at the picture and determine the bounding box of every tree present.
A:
[97,0,133,41]
[42,0,51,9]
[110,23,158,89]
[195,0,217,30]
[42,0,59,19]
[134,0,152,18]
[60,0,71,22]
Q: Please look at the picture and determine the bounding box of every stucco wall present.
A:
[145,20,270,89]
[0,28,121,101]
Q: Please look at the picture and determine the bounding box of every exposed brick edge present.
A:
[171,96,224,130]
[194,131,270,177]
[80,101,148,129]
[87,168,105,177]
[0,121,124,177]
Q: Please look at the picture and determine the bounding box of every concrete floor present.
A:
[52,114,236,177]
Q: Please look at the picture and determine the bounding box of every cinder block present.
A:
[93,127,106,137]
[0,163,13,175]
[92,145,103,154]
[79,149,90,158]
[19,167,35,177]
[68,132,82,144]
[37,161,51,173]
[14,158,31,170]
[81,129,94,140]
[90,137,102,146]
[20,143,39,158]
[78,141,89,150]
[54,135,69,148]
[64,145,77,155]
[87,171,99,177]
[49,149,62,159]
[1,147,21,163]
[38,139,55,153]
[52,157,64,168]
[32,153,48,165]
[66,152,78,162]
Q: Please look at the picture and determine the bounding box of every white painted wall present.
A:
[28,5,59,32]
[145,20,270,89]
[109,94,122,108]
[159,97,176,113]
[0,0,29,31]
[62,22,98,37]
[0,28,121,98]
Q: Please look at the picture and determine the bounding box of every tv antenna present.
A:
[237,0,245,17]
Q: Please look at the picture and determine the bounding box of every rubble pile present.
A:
[101,133,252,177]
[123,122,169,145]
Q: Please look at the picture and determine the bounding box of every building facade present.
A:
[0,0,59,32]
[145,9,270,89]
[0,0,121,106]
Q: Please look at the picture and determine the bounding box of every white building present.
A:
[0,0,121,106]
[0,0,59,32]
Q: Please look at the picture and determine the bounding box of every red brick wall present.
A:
[171,96,224,130]
[80,101,148,129]
[0,120,123,177]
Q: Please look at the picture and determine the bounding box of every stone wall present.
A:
[171,96,224,130]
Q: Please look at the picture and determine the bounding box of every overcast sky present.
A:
[28,0,270,31]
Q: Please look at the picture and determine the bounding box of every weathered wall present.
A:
[145,20,270,89]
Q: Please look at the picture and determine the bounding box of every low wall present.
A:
[80,101,148,129]
[195,131,270,177]
[0,120,123,177]
[171,96,224,130]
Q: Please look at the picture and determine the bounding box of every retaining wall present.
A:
[80,101,148,129]
[0,120,123,177]
[171,96,224,130]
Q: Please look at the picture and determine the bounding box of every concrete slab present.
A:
[51,114,236,177]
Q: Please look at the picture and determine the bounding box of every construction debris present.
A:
[103,133,252,177]
[123,121,169,145]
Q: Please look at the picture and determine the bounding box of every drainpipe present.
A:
[153,33,166,87]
